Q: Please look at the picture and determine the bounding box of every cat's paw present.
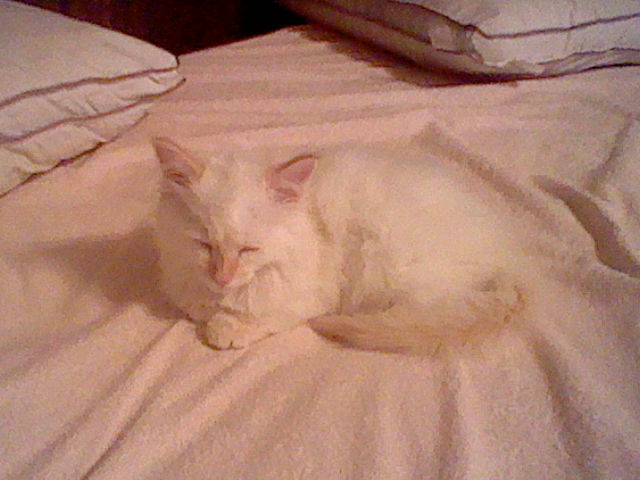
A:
[205,312,270,350]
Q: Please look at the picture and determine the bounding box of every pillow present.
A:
[0,2,183,195]
[278,0,640,77]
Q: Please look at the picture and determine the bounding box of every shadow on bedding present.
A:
[40,227,181,321]
[534,176,640,279]
[297,27,505,88]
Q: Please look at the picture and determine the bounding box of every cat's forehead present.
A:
[192,154,265,214]
[193,144,316,193]
[187,142,320,209]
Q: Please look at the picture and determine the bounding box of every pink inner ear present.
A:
[268,154,316,203]
[164,168,191,187]
[153,137,204,187]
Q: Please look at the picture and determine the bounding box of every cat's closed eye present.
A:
[196,239,213,251]
[195,240,259,255]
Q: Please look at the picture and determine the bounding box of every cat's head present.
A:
[153,137,317,290]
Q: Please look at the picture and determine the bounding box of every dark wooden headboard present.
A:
[13,0,303,54]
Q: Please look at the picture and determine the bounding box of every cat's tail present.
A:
[309,282,525,356]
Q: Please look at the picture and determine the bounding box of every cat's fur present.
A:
[153,137,528,355]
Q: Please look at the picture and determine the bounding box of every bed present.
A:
[1,1,639,479]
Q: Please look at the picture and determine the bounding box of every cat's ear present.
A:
[267,154,316,203]
[153,137,205,187]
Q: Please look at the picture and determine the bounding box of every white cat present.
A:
[153,137,527,355]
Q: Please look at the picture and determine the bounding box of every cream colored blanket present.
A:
[1,27,639,479]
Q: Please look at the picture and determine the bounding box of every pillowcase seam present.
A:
[0,66,180,110]
[1,76,184,145]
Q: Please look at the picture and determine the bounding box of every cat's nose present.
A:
[213,273,232,287]
[210,249,238,287]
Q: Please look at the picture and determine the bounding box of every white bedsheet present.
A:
[1,26,639,479]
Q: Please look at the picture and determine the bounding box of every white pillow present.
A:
[279,0,640,76]
[0,2,183,195]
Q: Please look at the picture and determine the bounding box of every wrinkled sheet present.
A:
[1,26,639,480]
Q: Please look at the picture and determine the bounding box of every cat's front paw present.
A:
[205,312,270,350]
